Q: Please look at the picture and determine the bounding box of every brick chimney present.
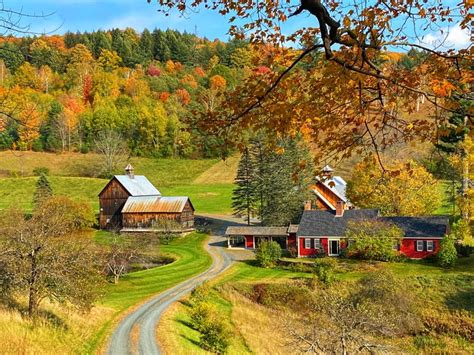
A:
[304,200,312,211]
[125,163,134,179]
[335,201,344,217]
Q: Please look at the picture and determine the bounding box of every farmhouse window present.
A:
[314,239,321,249]
[426,241,434,252]
[305,238,311,249]
[416,240,424,252]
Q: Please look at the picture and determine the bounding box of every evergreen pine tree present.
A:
[232,147,257,225]
[33,173,53,206]
[250,134,313,226]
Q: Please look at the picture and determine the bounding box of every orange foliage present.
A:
[194,67,206,77]
[181,74,198,89]
[175,88,191,105]
[159,92,170,102]
[432,80,456,97]
[209,75,226,91]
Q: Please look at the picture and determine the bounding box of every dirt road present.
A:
[106,215,242,355]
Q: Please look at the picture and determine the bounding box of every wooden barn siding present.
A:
[99,178,130,228]
[122,211,195,228]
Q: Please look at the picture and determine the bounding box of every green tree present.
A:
[232,147,256,225]
[256,240,282,268]
[252,135,313,226]
[346,220,403,261]
[33,173,53,207]
[437,236,458,267]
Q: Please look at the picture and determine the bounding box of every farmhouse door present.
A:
[329,239,339,256]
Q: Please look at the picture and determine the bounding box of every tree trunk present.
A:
[28,254,39,318]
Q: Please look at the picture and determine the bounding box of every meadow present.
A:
[0,150,453,216]
[0,151,236,214]
[157,255,474,354]
[0,231,212,354]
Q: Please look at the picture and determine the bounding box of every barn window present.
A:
[314,239,321,249]
[304,238,311,249]
[426,241,434,252]
[416,240,424,252]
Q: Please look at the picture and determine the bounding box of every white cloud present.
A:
[419,24,471,50]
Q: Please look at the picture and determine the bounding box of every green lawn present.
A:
[162,183,233,214]
[85,231,212,353]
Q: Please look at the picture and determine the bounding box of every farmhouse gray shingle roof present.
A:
[380,216,449,238]
[297,209,449,238]
[297,209,380,237]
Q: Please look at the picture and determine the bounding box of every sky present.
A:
[5,0,472,49]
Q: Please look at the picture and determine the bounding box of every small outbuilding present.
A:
[98,164,195,232]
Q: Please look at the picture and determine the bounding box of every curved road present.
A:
[106,232,234,355]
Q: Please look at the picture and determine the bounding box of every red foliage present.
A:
[82,74,93,105]
[255,65,271,75]
[147,65,161,77]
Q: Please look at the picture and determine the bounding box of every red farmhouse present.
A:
[226,209,449,259]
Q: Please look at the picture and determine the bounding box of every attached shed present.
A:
[225,226,289,249]
[121,195,195,231]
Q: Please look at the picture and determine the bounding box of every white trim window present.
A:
[314,238,321,249]
[305,238,311,249]
[416,240,424,252]
[426,241,434,252]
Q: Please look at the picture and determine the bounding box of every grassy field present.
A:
[0,150,453,216]
[158,255,474,354]
[0,151,235,214]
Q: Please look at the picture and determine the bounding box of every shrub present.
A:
[32,167,50,176]
[255,241,282,268]
[437,237,457,267]
[346,220,403,261]
[313,257,337,284]
[288,246,298,258]
[199,317,231,354]
[189,301,214,331]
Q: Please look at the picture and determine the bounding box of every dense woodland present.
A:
[0,29,253,158]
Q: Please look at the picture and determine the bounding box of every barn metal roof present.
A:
[114,175,161,196]
[225,226,288,236]
[122,195,191,213]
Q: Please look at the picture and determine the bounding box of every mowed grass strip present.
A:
[101,232,212,310]
[86,232,213,353]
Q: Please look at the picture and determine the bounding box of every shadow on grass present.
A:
[0,296,68,329]
[176,318,196,330]
[181,334,201,347]
[444,275,474,312]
